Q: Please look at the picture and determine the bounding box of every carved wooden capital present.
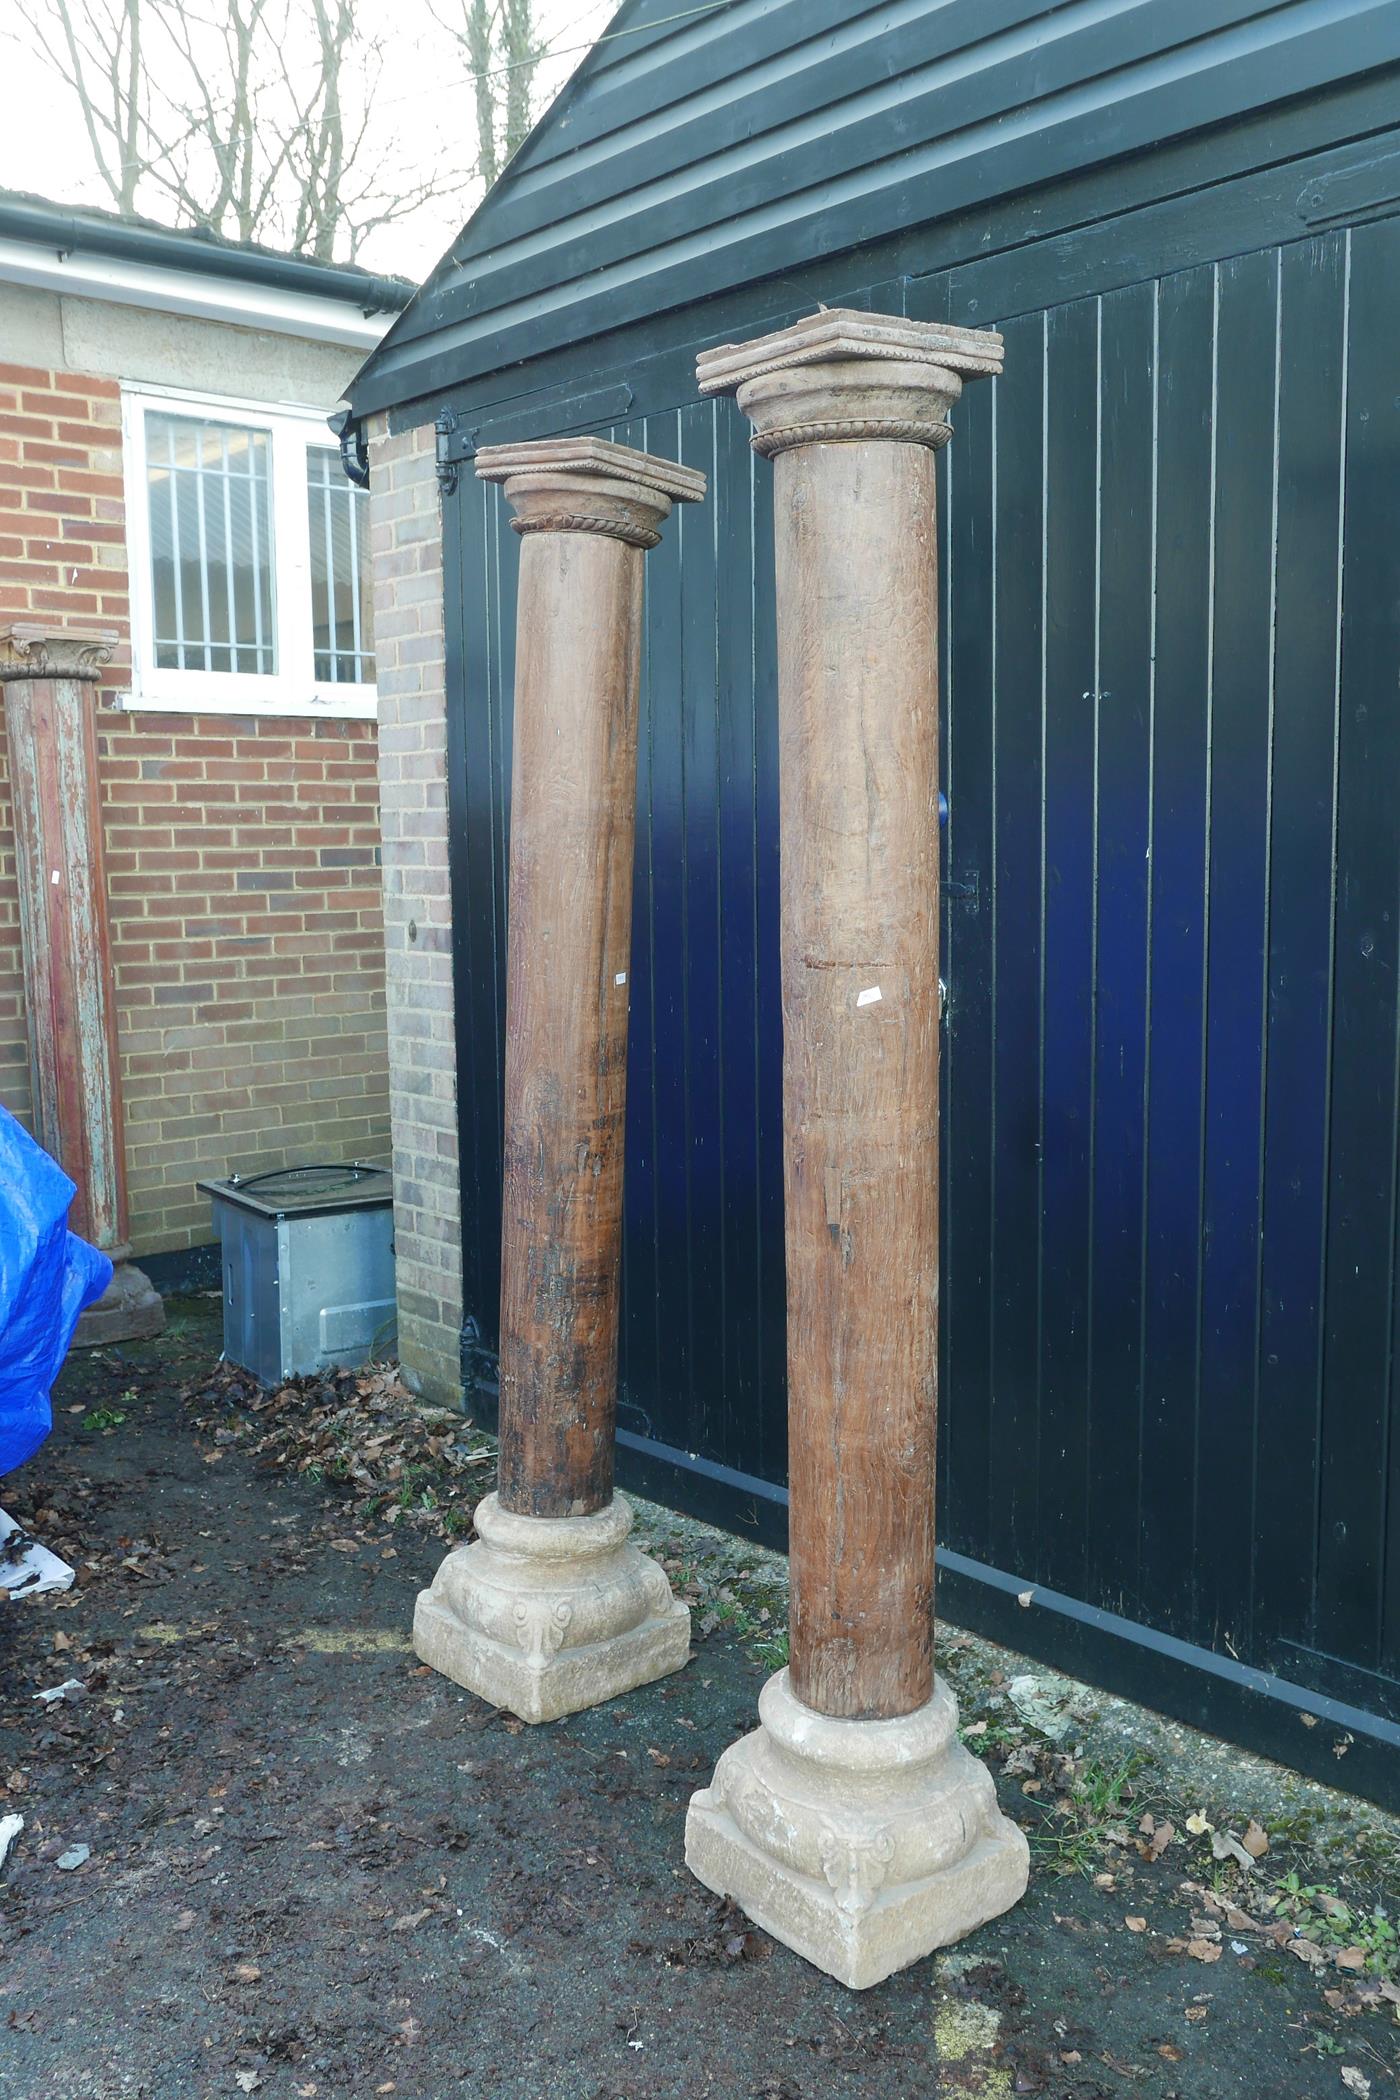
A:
[696,308,1004,458]
[0,622,118,684]
[475,435,706,548]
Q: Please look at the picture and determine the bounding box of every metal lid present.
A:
[197,1161,393,1219]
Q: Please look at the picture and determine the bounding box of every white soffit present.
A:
[0,237,393,349]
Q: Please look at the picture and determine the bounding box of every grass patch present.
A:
[1028,1749,1146,1878]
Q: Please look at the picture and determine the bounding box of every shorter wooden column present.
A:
[685,311,1027,1987]
[0,624,163,1343]
[412,437,705,1722]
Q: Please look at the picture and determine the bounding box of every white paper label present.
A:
[615,972,627,987]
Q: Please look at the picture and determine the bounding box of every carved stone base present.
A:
[73,1259,165,1348]
[685,1667,1029,1989]
[412,1491,691,1723]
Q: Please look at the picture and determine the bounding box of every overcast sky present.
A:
[0,0,617,281]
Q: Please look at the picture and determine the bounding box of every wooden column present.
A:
[481,439,705,1519]
[0,624,163,1343]
[686,313,1026,1987]
[412,438,704,1722]
[705,312,1003,1721]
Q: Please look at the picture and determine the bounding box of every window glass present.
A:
[146,412,276,674]
[306,447,374,684]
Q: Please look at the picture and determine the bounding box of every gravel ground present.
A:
[0,1299,1396,2100]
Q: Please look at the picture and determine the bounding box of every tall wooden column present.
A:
[413,437,705,1723]
[686,312,1027,1987]
[0,624,163,1344]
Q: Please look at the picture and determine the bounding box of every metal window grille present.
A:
[306,447,375,684]
[146,413,276,675]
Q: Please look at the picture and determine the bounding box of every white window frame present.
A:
[119,381,376,720]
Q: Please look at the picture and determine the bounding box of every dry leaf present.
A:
[1335,1947,1368,1972]
[1340,2072,1370,2098]
[1149,1820,1175,1859]
[232,1962,261,1984]
[1186,1939,1222,1964]
[1125,1916,1148,1934]
[1185,1811,1212,1836]
[1158,2044,1183,2062]
[1185,2005,1208,2024]
[1289,1938,1326,1966]
[1240,1819,1269,1858]
[1211,1830,1256,1870]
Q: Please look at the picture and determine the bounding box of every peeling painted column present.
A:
[0,624,163,1344]
[412,438,705,1722]
[685,312,1027,1987]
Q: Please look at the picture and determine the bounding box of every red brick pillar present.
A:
[1,623,163,1342]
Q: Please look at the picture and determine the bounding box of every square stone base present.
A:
[412,1491,691,1724]
[685,1668,1030,1989]
[413,1584,691,1723]
[686,1788,1028,1991]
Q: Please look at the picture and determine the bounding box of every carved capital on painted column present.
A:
[697,308,1004,458]
[0,623,118,684]
[475,435,706,550]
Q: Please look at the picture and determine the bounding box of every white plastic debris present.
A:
[1007,1673,1074,1740]
[33,1678,84,1706]
[0,1507,75,1598]
[0,1814,23,1873]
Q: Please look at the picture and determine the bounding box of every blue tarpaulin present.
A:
[0,1106,111,1477]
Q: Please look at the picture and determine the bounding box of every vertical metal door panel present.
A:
[1253,232,1347,1660]
[1196,247,1278,1659]
[941,373,996,1569]
[985,309,1048,1586]
[1138,264,1215,1643]
[1318,216,1400,1678]
[1087,279,1155,1619]
[1035,298,1100,1603]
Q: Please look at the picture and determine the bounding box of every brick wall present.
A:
[0,359,390,1255]
[367,419,462,1403]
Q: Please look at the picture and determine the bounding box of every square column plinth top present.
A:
[476,435,707,550]
[0,623,119,683]
[696,308,1005,459]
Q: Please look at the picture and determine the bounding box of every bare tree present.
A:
[434,0,542,188]
[28,0,470,261]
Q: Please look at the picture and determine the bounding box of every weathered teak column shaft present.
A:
[0,624,163,1344]
[685,312,1028,1987]
[495,496,647,1519]
[778,432,941,1721]
[413,437,705,1723]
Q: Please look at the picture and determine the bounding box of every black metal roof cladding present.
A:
[347,0,1400,425]
[0,187,415,314]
